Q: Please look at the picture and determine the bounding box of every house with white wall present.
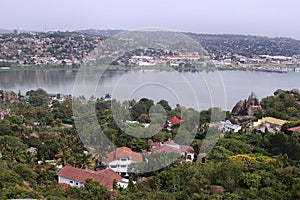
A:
[148,139,195,162]
[57,166,128,190]
[104,147,143,176]
[219,120,242,133]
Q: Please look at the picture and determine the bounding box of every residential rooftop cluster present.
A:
[0,31,102,67]
[1,30,300,72]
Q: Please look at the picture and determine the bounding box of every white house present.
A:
[104,147,143,176]
[219,120,242,133]
[57,166,128,190]
[148,139,195,162]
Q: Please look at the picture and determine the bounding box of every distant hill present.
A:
[0,28,12,34]
[187,33,300,58]
[2,28,300,57]
[76,29,122,39]
[77,29,300,57]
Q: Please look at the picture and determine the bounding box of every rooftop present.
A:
[168,116,183,126]
[57,166,122,190]
[105,147,143,163]
[288,126,300,132]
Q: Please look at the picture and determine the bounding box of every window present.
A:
[110,165,117,168]
[121,158,127,161]
[70,180,73,183]
[75,183,79,186]
[121,165,127,168]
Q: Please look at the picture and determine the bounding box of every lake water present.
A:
[0,69,299,110]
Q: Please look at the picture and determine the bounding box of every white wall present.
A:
[58,176,85,188]
[108,158,135,175]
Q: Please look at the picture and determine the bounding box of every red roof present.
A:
[288,126,300,132]
[150,139,194,154]
[164,138,175,145]
[105,147,143,163]
[151,145,182,154]
[168,116,183,126]
[57,166,122,190]
[179,145,194,153]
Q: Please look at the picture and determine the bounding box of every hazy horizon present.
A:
[1,0,300,39]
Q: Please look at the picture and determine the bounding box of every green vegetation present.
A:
[261,89,300,120]
[0,88,300,199]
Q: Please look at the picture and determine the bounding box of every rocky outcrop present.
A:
[230,92,262,126]
[289,88,300,95]
[275,88,300,96]
[231,92,261,117]
[230,115,256,127]
[246,92,261,116]
[231,100,247,116]
[0,90,18,102]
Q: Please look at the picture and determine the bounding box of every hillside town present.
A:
[0,31,102,68]
[0,30,300,72]
[1,87,300,199]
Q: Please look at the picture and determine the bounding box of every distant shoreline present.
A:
[0,64,299,73]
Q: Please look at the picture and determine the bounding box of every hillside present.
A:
[187,33,300,58]
[0,28,12,34]
[78,29,300,58]
[0,89,300,199]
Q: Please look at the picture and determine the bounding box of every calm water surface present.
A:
[0,70,299,110]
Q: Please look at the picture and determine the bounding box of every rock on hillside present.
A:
[231,92,261,116]
[230,92,262,126]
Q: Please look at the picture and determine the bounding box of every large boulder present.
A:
[246,92,261,116]
[231,92,261,117]
[230,92,262,126]
[290,88,300,95]
[231,99,247,116]
[230,115,256,127]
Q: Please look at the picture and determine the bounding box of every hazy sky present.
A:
[1,0,300,39]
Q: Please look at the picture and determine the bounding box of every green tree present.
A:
[130,138,148,151]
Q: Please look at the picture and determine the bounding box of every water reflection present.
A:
[0,70,299,110]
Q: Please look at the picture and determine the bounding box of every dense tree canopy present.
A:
[0,89,299,199]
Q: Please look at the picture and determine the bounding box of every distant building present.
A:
[13,29,20,35]
[253,117,287,127]
[288,126,300,133]
[57,166,129,190]
[104,147,143,176]
[166,55,201,60]
[137,61,155,66]
[148,138,195,162]
[252,117,288,133]
[219,120,242,133]
[167,116,183,127]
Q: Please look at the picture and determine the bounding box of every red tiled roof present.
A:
[288,126,300,132]
[151,144,194,154]
[57,166,122,190]
[96,168,122,180]
[150,142,161,148]
[148,139,161,148]
[150,138,194,154]
[151,145,182,154]
[179,145,194,153]
[168,116,183,126]
[104,147,143,163]
[164,138,175,145]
